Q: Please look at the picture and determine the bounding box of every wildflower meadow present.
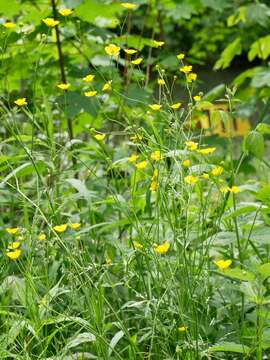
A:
[1,0,270,359]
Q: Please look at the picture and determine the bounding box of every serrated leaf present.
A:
[258,263,270,281]
[217,268,254,282]
[243,130,265,159]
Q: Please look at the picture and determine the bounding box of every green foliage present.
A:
[0,1,270,359]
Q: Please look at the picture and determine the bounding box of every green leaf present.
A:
[227,6,246,27]
[248,35,270,62]
[76,0,121,28]
[243,130,265,159]
[258,263,270,281]
[114,35,154,51]
[203,84,225,101]
[108,330,125,357]
[256,185,270,206]
[57,91,97,118]
[256,123,270,135]
[214,38,242,70]
[65,332,96,350]
[66,178,93,201]
[224,203,262,220]
[0,0,21,17]
[209,342,250,354]
[245,3,270,28]
[251,68,270,88]
[218,268,254,282]
[202,0,228,12]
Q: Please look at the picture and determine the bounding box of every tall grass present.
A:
[0,2,270,360]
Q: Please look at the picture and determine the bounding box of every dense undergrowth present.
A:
[1,1,270,359]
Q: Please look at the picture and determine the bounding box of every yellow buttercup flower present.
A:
[150,181,158,192]
[136,160,148,170]
[53,224,68,233]
[58,8,73,16]
[177,53,185,60]
[152,168,159,180]
[42,18,59,27]
[214,259,232,270]
[7,241,21,250]
[83,74,95,83]
[151,150,161,161]
[102,80,112,92]
[134,241,143,249]
[230,185,240,193]
[197,147,216,155]
[130,134,143,142]
[193,95,201,102]
[157,78,165,85]
[211,166,224,177]
[57,83,70,90]
[187,73,197,82]
[131,57,143,65]
[185,141,198,151]
[220,186,229,194]
[153,40,165,48]
[128,154,139,163]
[149,104,161,111]
[170,102,181,110]
[202,173,209,180]
[6,249,22,260]
[6,227,19,235]
[221,185,240,194]
[121,2,136,10]
[94,133,106,141]
[124,48,137,55]
[70,223,81,230]
[14,98,27,106]
[84,91,97,97]
[38,233,46,241]
[178,326,187,332]
[182,159,191,168]
[184,175,198,185]
[180,65,192,74]
[3,21,16,29]
[154,242,170,254]
[105,44,120,57]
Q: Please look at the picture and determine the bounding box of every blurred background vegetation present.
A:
[1,0,270,131]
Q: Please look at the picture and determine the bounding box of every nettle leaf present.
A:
[248,35,270,62]
[258,263,270,281]
[57,91,97,118]
[256,184,270,206]
[217,268,254,282]
[214,38,242,70]
[243,130,265,159]
[249,226,270,245]
[209,342,251,354]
